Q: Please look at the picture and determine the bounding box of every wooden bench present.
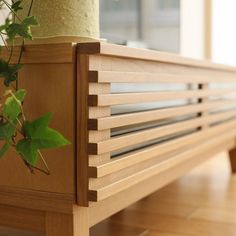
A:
[1,42,236,235]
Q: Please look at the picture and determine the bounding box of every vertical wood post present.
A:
[45,206,89,236]
[229,147,236,173]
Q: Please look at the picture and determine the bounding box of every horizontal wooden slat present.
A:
[79,42,236,73]
[89,89,236,106]
[89,100,236,130]
[2,43,75,64]
[89,118,236,178]
[89,71,236,84]
[89,111,236,155]
[89,147,234,226]
[89,131,236,202]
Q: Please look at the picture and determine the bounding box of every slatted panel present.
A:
[77,42,236,204]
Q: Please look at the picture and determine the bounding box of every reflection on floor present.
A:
[1,151,236,236]
[91,151,236,236]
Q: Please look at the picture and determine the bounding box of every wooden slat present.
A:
[89,100,236,130]
[89,145,234,226]
[88,55,112,166]
[89,131,236,202]
[89,71,236,84]
[2,43,75,64]
[88,55,236,81]
[198,83,209,130]
[89,89,236,106]
[79,42,236,73]
[89,119,236,178]
[89,111,236,155]
[77,53,89,206]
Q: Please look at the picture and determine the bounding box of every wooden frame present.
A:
[0,42,236,235]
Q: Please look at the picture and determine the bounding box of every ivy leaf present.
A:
[0,60,22,86]
[3,89,26,121]
[12,0,23,12]
[16,139,38,165]
[22,16,38,27]
[0,18,10,32]
[3,64,22,86]
[16,113,70,166]
[0,120,16,140]
[6,16,38,41]
[0,143,10,158]
[23,113,70,149]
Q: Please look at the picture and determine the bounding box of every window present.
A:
[100,0,180,52]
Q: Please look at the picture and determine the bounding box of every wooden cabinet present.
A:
[1,42,236,235]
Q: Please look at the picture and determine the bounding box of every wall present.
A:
[212,0,236,66]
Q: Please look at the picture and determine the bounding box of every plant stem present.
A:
[16,0,34,90]
[7,41,14,63]
[0,33,9,51]
[1,115,23,135]
[2,0,22,22]
[9,90,26,121]
[38,150,50,175]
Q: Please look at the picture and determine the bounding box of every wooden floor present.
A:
[91,151,236,236]
[2,151,236,235]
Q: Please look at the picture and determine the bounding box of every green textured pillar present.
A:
[18,0,99,41]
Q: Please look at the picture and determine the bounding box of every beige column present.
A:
[18,0,100,43]
[180,0,212,60]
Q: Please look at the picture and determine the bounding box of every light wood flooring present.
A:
[91,151,236,236]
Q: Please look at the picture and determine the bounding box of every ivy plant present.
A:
[0,0,70,174]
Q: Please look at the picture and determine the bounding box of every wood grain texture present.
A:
[88,144,234,226]
[89,137,234,201]
[0,63,75,194]
[0,205,45,233]
[89,89,236,106]
[1,41,236,235]
[0,227,42,236]
[77,53,89,206]
[0,186,74,214]
[90,220,148,236]
[89,100,236,130]
[79,42,236,72]
[45,206,89,236]
[106,152,236,236]
[2,43,75,64]
[89,70,236,84]
[89,119,236,178]
[89,114,236,155]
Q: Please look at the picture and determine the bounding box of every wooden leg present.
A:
[45,206,89,236]
[229,147,236,173]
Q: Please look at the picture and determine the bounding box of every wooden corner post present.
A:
[77,45,89,206]
[229,146,236,173]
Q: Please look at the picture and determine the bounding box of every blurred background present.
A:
[100,0,236,66]
[1,0,235,66]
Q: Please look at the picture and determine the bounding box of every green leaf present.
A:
[6,16,38,41]
[0,143,10,158]
[0,59,8,73]
[0,60,22,86]
[16,139,38,165]
[3,89,26,121]
[12,0,23,12]
[24,113,70,149]
[0,121,16,140]
[22,16,38,27]
[16,113,70,166]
